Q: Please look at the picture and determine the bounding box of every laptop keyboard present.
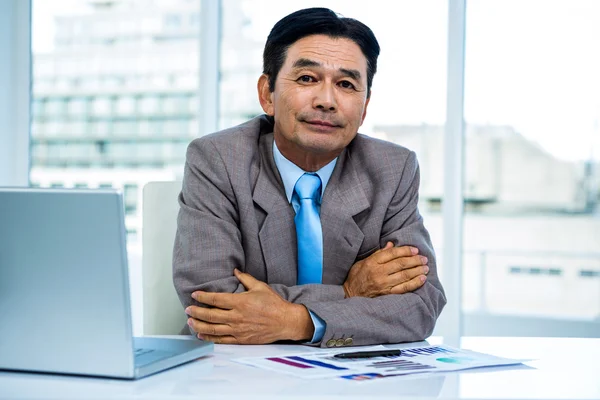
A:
[134,347,175,367]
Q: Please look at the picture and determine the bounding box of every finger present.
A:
[389,275,427,295]
[234,268,261,290]
[388,265,429,286]
[188,318,234,336]
[384,255,428,274]
[198,334,238,344]
[192,291,237,310]
[373,241,394,254]
[370,242,394,258]
[375,245,419,263]
[186,305,231,323]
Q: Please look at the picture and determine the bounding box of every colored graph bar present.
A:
[267,357,313,369]
[287,356,349,370]
[403,346,454,356]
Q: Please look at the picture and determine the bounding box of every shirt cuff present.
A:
[308,310,326,343]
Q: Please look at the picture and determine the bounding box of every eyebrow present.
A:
[291,58,362,82]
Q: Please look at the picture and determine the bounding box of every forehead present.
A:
[283,35,368,77]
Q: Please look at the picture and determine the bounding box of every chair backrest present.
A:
[142,181,186,335]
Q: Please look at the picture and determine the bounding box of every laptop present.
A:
[0,188,213,379]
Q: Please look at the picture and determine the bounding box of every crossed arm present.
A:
[173,139,446,347]
[185,243,430,344]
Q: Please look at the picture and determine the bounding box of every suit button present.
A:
[335,339,345,347]
[344,338,354,346]
[326,339,336,348]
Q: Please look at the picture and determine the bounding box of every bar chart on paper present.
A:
[234,345,525,380]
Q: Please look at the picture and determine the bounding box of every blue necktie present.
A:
[294,173,323,285]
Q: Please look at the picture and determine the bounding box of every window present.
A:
[189,12,199,27]
[67,98,87,115]
[63,121,86,135]
[164,14,182,28]
[45,121,63,136]
[163,119,188,136]
[115,96,136,115]
[32,99,45,116]
[113,121,137,136]
[123,183,138,204]
[139,96,160,114]
[32,0,200,267]
[89,121,111,136]
[45,99,66,115]
[163,95,188,114]
[31,122,44,136]
[92,97,112,116]
[463,0,600,331]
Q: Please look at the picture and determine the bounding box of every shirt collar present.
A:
[272,139,337,203]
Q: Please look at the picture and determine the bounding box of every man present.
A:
[173,7,446,348]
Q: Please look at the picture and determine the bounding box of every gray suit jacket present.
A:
[173,115,446,347]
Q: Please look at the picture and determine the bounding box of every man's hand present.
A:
[343,242,429,298]
[186,269,314,344]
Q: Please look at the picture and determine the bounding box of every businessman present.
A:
[173,7,446,347]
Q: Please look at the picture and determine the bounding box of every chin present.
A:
[299,137,344,155]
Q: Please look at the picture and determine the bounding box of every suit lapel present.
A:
[253,133,297,286]
[252,132,370,286]
[320,147,370,284]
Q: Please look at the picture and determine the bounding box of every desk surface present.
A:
[1,337,599,400]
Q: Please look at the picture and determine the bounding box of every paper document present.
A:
[234,344,524,380]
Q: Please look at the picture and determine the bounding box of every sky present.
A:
[32,0,600,161]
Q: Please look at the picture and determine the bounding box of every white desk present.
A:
[1,337,598,400]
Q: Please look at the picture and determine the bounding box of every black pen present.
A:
[333,349,401,359]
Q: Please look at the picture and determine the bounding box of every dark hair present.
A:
[263,8,380,97]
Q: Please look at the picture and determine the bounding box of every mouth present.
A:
[303,119,341,132]
[305,119,338,127]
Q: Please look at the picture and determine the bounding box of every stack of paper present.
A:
[234,344,524,381]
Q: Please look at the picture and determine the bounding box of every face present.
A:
[258,34,371,171]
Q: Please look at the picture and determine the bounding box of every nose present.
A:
[312,82,337,112]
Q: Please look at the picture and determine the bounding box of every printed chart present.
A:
[234,345,524,380]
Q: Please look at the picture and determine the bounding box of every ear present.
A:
[360,94,371,126]
[257,74,274,116]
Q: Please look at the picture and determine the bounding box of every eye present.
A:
[339,80,356,90]
[297,75,316,83]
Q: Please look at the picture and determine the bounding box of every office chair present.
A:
[142,181,186,335]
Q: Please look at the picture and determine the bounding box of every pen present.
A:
[333,349,401,359]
